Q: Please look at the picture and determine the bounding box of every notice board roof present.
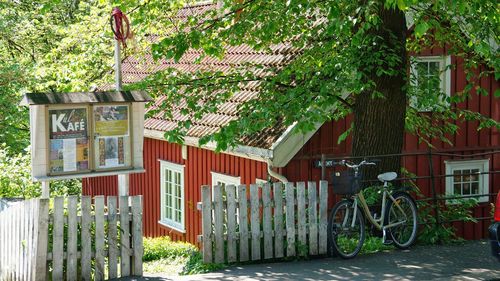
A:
[20,91,152,106]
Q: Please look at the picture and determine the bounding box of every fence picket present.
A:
[201,186,212,263]
[81,196,92,281]
[262,183,273,259]
[273,183,284,258]
[67,196,78,281]
[318,181,328,254]
[34,199,49,281]
[52,197,64,280]
[95,196,105,281]
[108,196,119,279]
[250,184,261,260]
[132,196,144,275]
[213,185,224,263]
[285,182,296,257]
[225,185,237,263]
[308,182,319,255]
[237,185,249,262]
[297,182,307,256]
[120,196,131,277]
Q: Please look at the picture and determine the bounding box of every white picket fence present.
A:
[198,181,329,263]
[0,195,143,281]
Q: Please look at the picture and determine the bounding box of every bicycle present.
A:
[328,159,418,259]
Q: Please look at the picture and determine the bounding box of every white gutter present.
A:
[266,159,288,183]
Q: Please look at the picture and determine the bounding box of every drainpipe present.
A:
[267,159,288,183]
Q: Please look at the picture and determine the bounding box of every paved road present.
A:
[122,240,500,281]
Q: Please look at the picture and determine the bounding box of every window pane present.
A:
[454,183,461,195]
[471,169,479,182]
[463,183,471,195]
[471,182,479,195]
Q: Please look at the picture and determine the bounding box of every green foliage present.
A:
[143,236,197,262]
[118,0,499,150]
[142,236,225,275]
[417,198,478,244]
[0,145,81,198]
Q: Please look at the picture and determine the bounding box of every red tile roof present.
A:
[120,3,302,149]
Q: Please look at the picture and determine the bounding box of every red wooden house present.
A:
[83,3,499,245]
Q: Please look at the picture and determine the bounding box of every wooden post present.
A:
[52,197,64,280]
[297,182,306,256]
[119,196,131,276]
[34,198,49,281]
[108,196,119,279]
[213,185,224,263]
[273,183,284,258]
[118,174,129,196]
[237,185,249,262]
[95,196,105,281]
[285,182,295,257]
[308,181,318,255]
[67,196,78,281]
[225,185,237,263]
[41,181,50,199]
[81,196,92,281]
[201,186,213,263]
[250,184,261,260]
[131,196,143,276]
[262,183,273,259]
[318,181,328,254]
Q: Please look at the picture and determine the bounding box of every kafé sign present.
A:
[48,108,89,173]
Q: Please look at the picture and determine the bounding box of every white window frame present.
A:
[211,172,241,188]
[410,55,451,111]
[445,159,489,204]
[159,160,185,232]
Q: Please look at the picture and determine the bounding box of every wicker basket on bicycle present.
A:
[331,170,362,195]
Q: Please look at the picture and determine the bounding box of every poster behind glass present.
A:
[94,105,131,169]
[48,108,89,173]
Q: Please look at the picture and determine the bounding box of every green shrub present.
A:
[143,236,197,262]
[181,251,225,275]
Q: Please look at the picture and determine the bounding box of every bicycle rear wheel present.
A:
[328,200,365,259]
[385,192,418,249]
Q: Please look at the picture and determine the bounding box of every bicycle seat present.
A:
[377,172,397,182]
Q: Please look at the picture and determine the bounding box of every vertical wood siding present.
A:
[282,51,499,239]
[83,138,268,245]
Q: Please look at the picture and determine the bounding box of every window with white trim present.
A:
[159,160,185,232]
[211,172,241,188]
[410,56,451,111]
[445,159,489,203]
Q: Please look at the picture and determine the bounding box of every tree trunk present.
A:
[352,5,407,184]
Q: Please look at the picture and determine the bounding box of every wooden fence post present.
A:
[213,185,224,263]
[318,181,328,254]
[67,196,78,281]
[273,183,284,258]
[34,198,49,281]
[132,196,144,276]
[52,197,64,280]
[285,182,296,257]
[237,185,249,262]
[120,196,131,276]
[262,183,273,259]
[81,196,92,281]
[95,196,105,281]
[225,185,237,263]
[201,185,213,263]
[297,182,307,256]
[308,181,319,255]
[250,184,261,261]
[108,196,119,279]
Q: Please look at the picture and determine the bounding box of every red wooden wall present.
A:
[83,137,268,245]
[84,49,499,243]
[282,49,500,239]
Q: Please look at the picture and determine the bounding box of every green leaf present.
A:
[495,89,500,98]
[414,22,430,38]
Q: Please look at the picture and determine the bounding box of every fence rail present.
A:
[198,181,329,264]
[0,195,143,281]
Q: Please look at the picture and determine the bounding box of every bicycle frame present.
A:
[351,184,408,232]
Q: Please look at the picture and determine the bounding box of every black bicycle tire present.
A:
[384,192,418,249]
[328,200,365,259]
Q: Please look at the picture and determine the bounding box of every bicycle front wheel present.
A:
[385,192,418,249]
[328,200,365,259]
